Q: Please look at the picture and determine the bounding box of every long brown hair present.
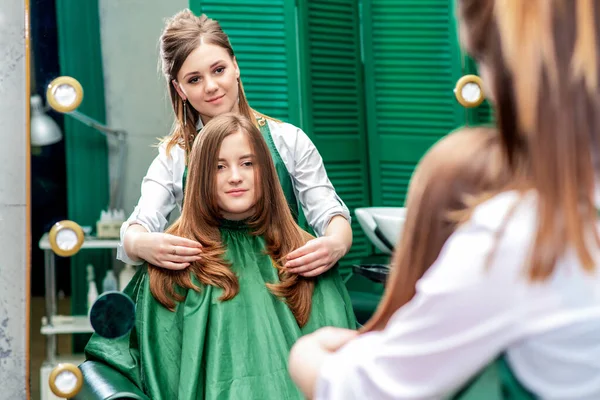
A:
[148,113,315,326]
[159,9,274,157]
[362,127,512,331]
[456,0,600,280]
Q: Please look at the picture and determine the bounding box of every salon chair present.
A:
[70,361,148,400]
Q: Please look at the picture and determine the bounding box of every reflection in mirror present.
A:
[29,1,172,398]
[30,94,63,148]
[89,291,136,339]
[48,363,83,398]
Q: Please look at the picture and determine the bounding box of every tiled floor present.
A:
[30,296,73,400]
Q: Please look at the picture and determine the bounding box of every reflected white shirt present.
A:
[316,191,600,400]
[117,119,350,265]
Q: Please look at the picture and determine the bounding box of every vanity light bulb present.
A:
[461,82,481,103]
[52,84,78,108]
[55,229,78,251]
[53,370,78,393]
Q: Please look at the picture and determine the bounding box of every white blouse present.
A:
[117,119,350,265]
[316,191,600,400]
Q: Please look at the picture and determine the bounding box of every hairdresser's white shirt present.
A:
[117,119,350,265]
[316,190,600,400]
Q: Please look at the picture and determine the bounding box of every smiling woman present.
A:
[81,113,356,400]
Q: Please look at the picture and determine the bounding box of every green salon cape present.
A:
[85,219,356,400]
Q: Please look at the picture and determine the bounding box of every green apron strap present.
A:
[256,117,314,234]
[182,164,189,203]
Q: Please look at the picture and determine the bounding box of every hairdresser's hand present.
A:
[131,231,202,270]
[288,327,359,399]
[284,236,347,277]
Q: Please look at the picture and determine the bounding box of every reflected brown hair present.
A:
[148,113,315,326]
[362,128,512,331]
[457,0,600,280]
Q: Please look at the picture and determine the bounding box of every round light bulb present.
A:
[46,76,84,113]
[48,220,85,257]
[52,84,78,108]
[461,82,482,103]
[55,228,78,251]
[454,74,485,108]
[48,363,83,398]
[54,370,78,393]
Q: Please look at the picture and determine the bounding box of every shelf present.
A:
[41,315,93,335]
[39,233,120,251]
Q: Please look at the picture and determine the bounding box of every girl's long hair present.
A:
[148,113,315,327]
[456,0,600,281]
[362,128,513,331]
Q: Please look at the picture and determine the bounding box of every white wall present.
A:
[99,0,187,217]
[0,0,28,396]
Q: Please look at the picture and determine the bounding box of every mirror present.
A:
[46,76,83,114]
[454,74,485,108]
[48,363,83,398]
[89,291,136,340]
[23,2,495,399]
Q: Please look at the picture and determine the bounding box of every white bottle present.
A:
[86,264,98,314]
[102,270,118,293]
[118,264,136,291]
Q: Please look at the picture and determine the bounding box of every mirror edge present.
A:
[25,0,32,397]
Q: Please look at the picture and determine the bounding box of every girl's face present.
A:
[215,130,257,220]
[174,43,241,125]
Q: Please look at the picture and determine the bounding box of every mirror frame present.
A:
[25,0,32,396]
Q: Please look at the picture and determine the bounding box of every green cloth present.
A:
[85,219,356,400]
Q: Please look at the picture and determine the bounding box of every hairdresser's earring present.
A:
[183,99,187,127]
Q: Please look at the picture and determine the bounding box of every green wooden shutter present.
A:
[190,1,302,126]
[362,0,465,207]
[297,0,372,266]
[474,99,494,124]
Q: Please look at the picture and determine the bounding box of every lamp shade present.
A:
[30,94,63,146]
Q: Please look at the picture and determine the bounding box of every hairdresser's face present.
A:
[174,43,240,125]
[216,130,256,220]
